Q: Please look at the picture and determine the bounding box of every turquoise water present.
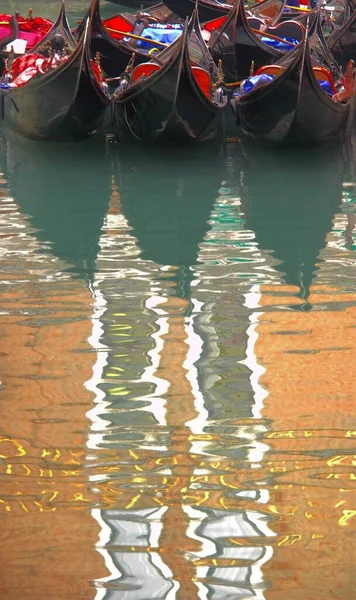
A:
[0,2,355,600]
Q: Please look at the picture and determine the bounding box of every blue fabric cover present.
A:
[261,36,298,52]
[134,25,183,49]
[240,74,274,94]
[236,72,334,97]
[319,80,333,96]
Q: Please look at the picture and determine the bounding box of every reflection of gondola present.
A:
[239,138,345,302]
[117,146,219,265]
[232,21,354,145]
[112,8,227,143]
[115,144,221,296]
[1,5,110,141]
[2,132,111,280]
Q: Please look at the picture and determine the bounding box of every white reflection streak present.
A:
[85,279,118,598]
[184,299,210,447]
[86,207,136,596]
[91,508,123,600]
[149,506,168,548]
[85,281,110,449]
[149,507,180,600]
[242,285,269,466]
[138,294,169,428]
[244,284,273,600]
[86,257,174,592]
[243,285,268,420]
[183,505,217,558]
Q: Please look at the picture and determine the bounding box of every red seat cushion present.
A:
[191,65,211,99]
[313,67,336,94]
[132,62,161,83]
[203,16,227,33]
[103,15,134,40]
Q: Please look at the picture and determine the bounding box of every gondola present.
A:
[326,0,353,28]
[0,4,110,141]
[111,6,228,143]
[163,0,234,21]
[207,0,305,82]
[231,20,355,145]
[162,0,305,23]
[107,0,159,8]
[328,7,356,69]
[75,0,180,79]
[102,3,177,31]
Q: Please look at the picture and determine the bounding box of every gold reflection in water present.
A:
[1,140,355,600]
[252,282,356,599]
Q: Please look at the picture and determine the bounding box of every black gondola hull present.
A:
[163,0,286,23]
[232,75,300,142]
[236,83,351,145]
[220,27,281,81]
[112,17,226,144]
[1,8,110,141]
[113,66,222,143]
[106,0,158,7]
[232,37,353,145]
[2,59,108,141]
[163,0,229,21]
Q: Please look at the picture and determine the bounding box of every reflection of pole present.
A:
[88,187,206,598]
[189,146,277,599]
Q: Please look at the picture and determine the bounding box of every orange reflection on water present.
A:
[1,136,355,600]
[253,284,356,600]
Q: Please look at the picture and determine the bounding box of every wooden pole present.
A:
[251,27,298,47]
[285,4,312,11]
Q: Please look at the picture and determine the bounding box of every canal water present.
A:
[0,2,355,600]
